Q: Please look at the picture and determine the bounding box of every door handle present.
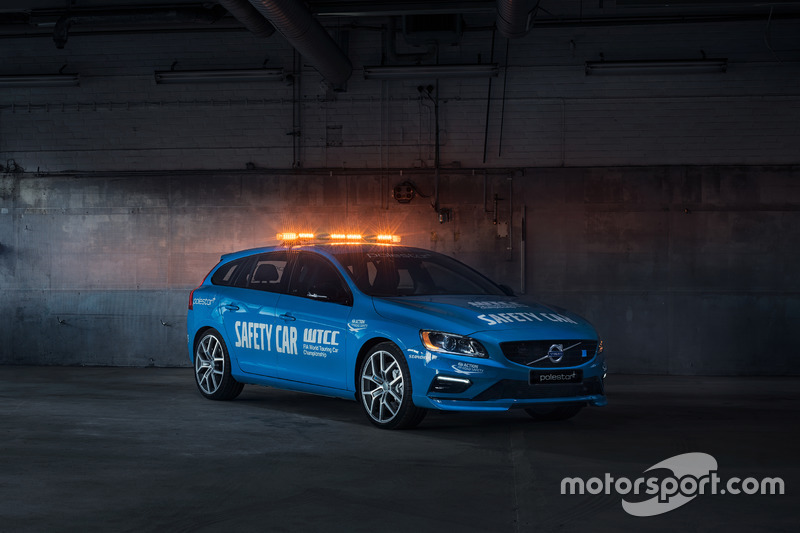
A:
[224,304,240,311]
[279,313,296,322]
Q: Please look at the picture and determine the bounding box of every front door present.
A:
[274,252,352,390]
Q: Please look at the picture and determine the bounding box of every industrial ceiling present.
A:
[1,1,799,86]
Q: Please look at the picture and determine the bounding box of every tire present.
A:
[194,329,244,401]
[358,342,426,429]
[524,403,583,421]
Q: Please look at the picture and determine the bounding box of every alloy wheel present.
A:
[360,350,404,424]
[195,333,225,395]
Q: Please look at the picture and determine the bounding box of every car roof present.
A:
[218,242,416,263]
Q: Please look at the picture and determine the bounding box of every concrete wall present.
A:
[2,166,797,374]
[1,14,799,373]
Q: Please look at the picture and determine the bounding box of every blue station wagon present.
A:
[187,234,606,429]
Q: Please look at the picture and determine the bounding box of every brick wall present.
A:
[1,17,798,171]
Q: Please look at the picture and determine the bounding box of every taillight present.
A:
[188,268,214,310]
[188,286,198,310]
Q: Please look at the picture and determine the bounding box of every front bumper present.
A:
[406,346,607,412]
[427,384,606,411]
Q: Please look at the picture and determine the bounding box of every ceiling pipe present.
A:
[495,0,539,39]
[247,0,352,86]
[218,0,275,39]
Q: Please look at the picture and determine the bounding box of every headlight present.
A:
[420,331,488,358]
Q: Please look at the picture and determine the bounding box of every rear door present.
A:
[219,251,291,376]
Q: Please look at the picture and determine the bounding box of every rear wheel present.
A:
[358,342,426,429]
[194,329,243,401]
[524,403,583,421]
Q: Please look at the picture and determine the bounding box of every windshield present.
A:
[330,246,507,297]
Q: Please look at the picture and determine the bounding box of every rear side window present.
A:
[211,257,248,286]
[244,251,290,293]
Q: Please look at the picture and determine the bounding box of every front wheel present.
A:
[358,342,426,429]
[194,329,244,401]
[524,403,583,421]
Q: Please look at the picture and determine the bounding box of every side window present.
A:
[211,257,248,286]
[244,251,290,293]
[288,253,352,306]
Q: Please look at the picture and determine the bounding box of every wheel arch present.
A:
[192,325,230,366]
[353,336,393,391]
[192,326,215,356]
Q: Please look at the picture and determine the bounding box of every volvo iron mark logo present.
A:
[548,344,565,363]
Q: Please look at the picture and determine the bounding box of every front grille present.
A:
[500,339,597,368]
[470,378,604,402]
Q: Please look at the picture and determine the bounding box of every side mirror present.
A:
[307,282,352,306]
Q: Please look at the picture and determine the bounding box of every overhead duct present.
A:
[218,0,275,39]
[496,0,539,39]
[247,0,352,86]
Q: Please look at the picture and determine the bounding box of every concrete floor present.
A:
[0,367,796,532]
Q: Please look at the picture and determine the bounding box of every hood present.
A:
[371,295,597,338]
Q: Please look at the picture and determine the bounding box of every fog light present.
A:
[428,375,472,394]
